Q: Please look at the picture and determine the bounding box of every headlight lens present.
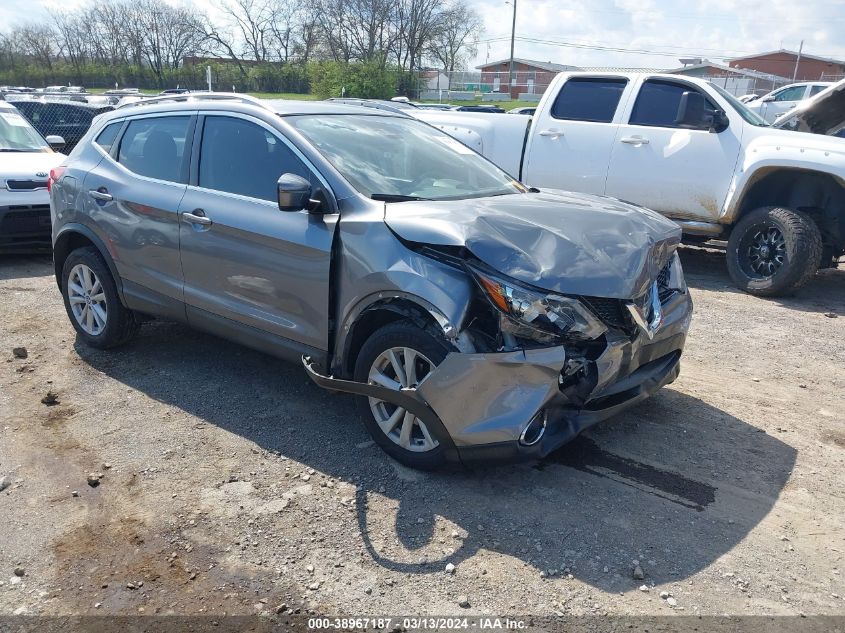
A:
[469,265,607,341]
[667,251,687,293]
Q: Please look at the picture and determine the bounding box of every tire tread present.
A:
[726,206,823,297]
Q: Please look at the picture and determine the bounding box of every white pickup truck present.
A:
[415,72,845,296]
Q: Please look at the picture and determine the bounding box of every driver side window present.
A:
[629,80,717,129]
[199,116,312,203]
[773,86,805,102]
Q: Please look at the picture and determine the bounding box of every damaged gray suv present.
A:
[51,94,692,469]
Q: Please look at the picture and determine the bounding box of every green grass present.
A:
[87,87,525,108]
[419,98,524,109]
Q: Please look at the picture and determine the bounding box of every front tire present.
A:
[61,247,140,349]
[353,320,453,470]
[726,206,822,297]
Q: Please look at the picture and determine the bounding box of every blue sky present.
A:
[1,0,844,70]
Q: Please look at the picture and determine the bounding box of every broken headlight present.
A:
[468,265,607,341]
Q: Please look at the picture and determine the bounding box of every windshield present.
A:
[709,83,769,127]
[0,108,48,151]
[287,114,524,201]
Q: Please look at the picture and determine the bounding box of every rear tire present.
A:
[61,247,140,349]
[726,206,822,297]
[353,320,453,470]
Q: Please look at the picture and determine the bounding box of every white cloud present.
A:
[473,0,845,69]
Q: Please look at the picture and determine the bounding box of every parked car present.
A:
[160,88,191,95]
[0,100,65,251]
[50,94,691,468]
[508,106,536,115]
[773,78,845,138]
[745,81,833,123]
[414,103,454,111]
[451,105,505,113]
[326,98,418,113]
[12,99,114,153]
[416,72,845,297]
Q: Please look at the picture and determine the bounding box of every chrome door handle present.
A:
[538,129,563,138]
[182,209,212,226]
[88,189,113,202]
[620,136,649,145]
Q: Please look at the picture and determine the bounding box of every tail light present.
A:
[48,166,65,193]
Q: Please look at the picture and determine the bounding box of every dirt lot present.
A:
[1,248,844,620]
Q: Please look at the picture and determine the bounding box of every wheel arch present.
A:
[730,167,845,251]
[53,225,125,302]
[335,294,458,379]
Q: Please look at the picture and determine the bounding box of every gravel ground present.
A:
[0,248,843,619]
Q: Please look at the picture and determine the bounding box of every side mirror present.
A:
[762,95,775,102]
[674,91,707,129]
[710,109,730,133]
[45,135,65,151]
[277,173,312,212]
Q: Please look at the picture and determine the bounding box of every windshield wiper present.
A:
[0,148,32,152]
[370,194,431,202]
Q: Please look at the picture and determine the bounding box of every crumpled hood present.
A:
[384,190,681,299]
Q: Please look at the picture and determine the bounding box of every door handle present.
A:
[88,188,113,202]
[538,129,563,138]
[620,136,650,145]
[182,208,212,226]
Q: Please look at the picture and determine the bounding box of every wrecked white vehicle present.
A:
[773,78,845,138]
[52,96,692,469]
[416,72,845,297]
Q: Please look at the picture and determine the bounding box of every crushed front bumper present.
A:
[305,290,692,465]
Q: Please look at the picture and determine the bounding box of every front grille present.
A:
[5,179,48,191]
[582,296,633,332]
[656,262,675,303]
[0,205,51,235]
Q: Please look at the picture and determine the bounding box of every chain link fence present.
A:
[2,92,114,153]
[419,68,794,102]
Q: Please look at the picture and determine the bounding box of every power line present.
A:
[480,34,845,63]
[559,5,845,25]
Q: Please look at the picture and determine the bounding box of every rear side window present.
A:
[809,85,827,97]
[95,122,122,153]
[198,116,311,202]
[550,78,627,122]
[117,116,191,183]
[629,80,717,128]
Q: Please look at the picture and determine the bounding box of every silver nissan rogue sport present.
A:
[50,94,692,469]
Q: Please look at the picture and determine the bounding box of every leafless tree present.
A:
[426,0,481,72]
[15,24,58,70]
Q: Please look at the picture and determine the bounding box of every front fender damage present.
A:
[303,345,568,464]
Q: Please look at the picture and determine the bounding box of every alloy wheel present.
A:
[67,264,108,336]
[367,347,439,453]
[744,226,786,278]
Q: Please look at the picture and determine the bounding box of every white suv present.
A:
[746,81,832,123]
[0,100,65,251]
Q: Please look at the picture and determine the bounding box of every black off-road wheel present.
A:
[61,247,140,349]
[353,320,454,470]
[726,206,823,297]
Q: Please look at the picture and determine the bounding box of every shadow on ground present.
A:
[678,246,845,316]
[0,254,54,282]
[76,316,797,593]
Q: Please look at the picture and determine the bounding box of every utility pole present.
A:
[792,40,803,81]
[507,0,517,99]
